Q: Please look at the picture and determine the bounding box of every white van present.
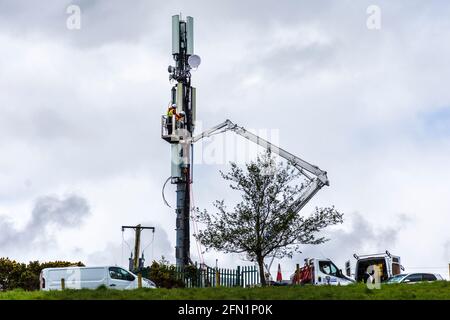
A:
[40,266,156,291]
[291,258,355,286]
[348,251,403,283]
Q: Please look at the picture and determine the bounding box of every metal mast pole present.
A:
[162,14,200,267]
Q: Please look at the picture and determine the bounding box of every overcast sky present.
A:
[0,0,449,280]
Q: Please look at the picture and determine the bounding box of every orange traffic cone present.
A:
[276,263,282,282]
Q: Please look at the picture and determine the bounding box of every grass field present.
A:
[0,282,449,300]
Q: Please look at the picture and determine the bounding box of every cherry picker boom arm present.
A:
[191,119,329,213]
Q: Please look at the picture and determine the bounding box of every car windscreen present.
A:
[109,267,135,281]
[386,274,406,283]
[318,261,340,277]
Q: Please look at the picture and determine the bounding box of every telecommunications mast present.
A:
[161,14,201,267]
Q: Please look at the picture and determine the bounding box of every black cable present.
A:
[162,176,173,208]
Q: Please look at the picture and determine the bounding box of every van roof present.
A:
[355,253,399,260]
[41,266,121,271]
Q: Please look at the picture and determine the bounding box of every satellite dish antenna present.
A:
[188,54,201,69]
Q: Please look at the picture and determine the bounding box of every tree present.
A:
[142,256,185,289]
[0,258,26,291]
[195,151,343,285]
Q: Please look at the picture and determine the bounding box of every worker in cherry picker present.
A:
[166,104,185,134]
[166,104,177,134]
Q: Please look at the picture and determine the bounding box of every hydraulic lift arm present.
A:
[191,119,329,213]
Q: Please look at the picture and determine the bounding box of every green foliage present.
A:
[0,258,26,291]
[195,151,343,285]
[141,257,185,289]
[0,282,448,300]
[0,257,84,291]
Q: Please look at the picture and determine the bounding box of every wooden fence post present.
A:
[60,278,65,290]
[138,273,142,288]
[215,268,220,287]
[296,264,300,285]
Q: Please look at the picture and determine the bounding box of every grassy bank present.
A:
[0,281,448,300]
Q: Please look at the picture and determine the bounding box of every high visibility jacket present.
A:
[167,107,184,121]
[167,107,176,117]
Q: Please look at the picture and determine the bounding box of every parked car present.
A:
[386,273,444,284]
[40,266,157,291]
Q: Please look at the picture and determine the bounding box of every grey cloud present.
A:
[0,194,90,251]
[29,194,90,228]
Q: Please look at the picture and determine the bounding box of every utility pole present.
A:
[162,14,201,267]
[122,224,155,272]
